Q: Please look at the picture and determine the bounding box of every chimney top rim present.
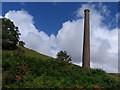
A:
[84,9,90,12]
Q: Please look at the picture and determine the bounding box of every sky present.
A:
[2,2,119,73]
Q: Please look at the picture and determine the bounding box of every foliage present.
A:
[2,46,120,88]
[19,41,25,47]
[1,18,25,50]
[57,51,72,63]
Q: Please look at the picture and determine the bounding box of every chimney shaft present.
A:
[82,9,90,68]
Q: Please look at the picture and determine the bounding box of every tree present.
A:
[56,51,72,63]
[1,18,24,50]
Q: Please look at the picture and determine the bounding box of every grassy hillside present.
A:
[2,46,120,88]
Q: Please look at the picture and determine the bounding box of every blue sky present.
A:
[2,2,118,36]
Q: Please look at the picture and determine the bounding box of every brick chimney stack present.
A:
[82,9,90,68]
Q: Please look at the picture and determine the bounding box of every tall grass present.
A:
[2,46,120,88]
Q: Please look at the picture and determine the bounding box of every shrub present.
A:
[56,51,72,63]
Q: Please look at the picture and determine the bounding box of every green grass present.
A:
[2,46,120,88]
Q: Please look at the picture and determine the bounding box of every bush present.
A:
[19,41,25,47]
[56,51,72,63]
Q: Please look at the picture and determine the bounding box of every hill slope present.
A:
[2,46,120,88]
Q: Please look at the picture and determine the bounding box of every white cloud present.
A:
[4,3,118,73]
[0,16,3,18]
[57,19,84,63]
[57,3,118,73]
[5,10,60,58]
